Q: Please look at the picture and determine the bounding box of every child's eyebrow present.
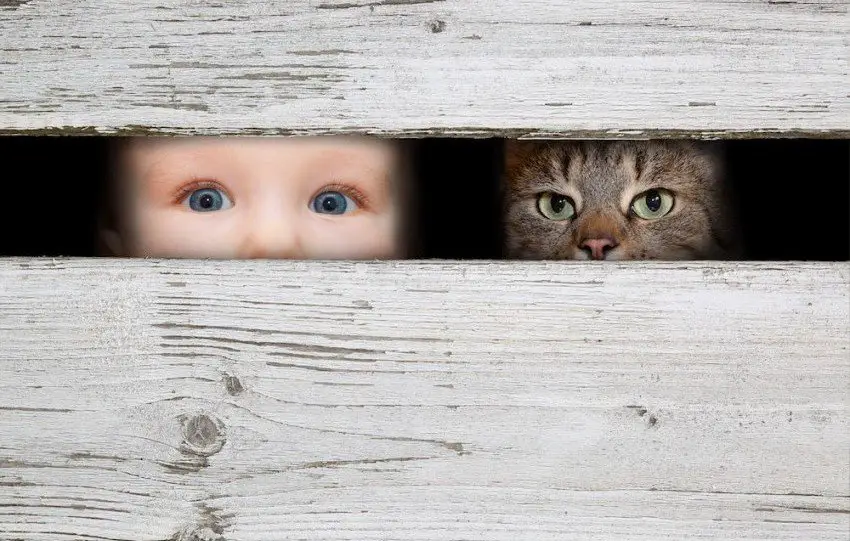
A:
[132,150,214,185]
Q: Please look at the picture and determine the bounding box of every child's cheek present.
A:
[303,213,400,260]
[129,207,241,259]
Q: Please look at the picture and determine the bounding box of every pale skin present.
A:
[104,137,403,259]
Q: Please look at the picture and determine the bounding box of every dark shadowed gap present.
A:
[1,136,106,256]
[726,139,849,261]
[412,138,503,258]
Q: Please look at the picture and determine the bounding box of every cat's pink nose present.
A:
[581,238,618,260]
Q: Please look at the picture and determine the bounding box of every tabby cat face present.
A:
[502,140,739,260]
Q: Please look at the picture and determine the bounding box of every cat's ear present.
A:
[503,139,540,177]
[690,140,727,180]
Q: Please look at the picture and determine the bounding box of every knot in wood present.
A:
[173,526,223,541]
[429,19,446,33]
[181,414,225,457]
[223,374,244,396]
[171,502,226,540]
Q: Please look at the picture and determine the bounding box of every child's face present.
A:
[113,137,402,259]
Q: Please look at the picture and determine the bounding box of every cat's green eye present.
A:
[631,189,674,220]
[537,192,576,221]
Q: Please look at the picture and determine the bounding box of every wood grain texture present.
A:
[0,0,848,137]
[0,259,848,540]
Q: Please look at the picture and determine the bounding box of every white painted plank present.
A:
[0,259,848,540]
[0,1,848,137]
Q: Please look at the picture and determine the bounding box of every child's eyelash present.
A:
[172,179,231,204]
[170,179,369,209]
[318,182,371,210]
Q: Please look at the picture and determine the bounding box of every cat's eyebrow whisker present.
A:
[550,154,571,179]
[519,184,578,203]
[533,176,571,192]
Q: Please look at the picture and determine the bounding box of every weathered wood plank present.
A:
[0,259,848,540]
[0,1,848,137]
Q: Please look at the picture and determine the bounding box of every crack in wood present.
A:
[66,453,128,462]
[161,333,386,358]
[0,0,30,8]
[0,406,73,413]
[760,504,850,514]
[153,322,452,344]
[297,455,435,469]
[318,0,445,9]
[292,49,357,56]
[266,360,403,374]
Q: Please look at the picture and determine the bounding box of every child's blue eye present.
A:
[187,188,233,212]
[311,191,357,215]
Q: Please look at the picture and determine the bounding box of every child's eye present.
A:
[311,191,358,215]
[185,188,233,212]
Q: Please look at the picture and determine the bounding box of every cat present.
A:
[502,140,740,260]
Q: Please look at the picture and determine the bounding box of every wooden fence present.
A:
[1,0,848,539]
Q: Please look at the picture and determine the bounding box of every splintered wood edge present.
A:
[2,126,849,139]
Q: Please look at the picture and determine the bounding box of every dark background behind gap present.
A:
[0,137,847,260]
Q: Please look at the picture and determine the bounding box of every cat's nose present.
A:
[580,238,618,260]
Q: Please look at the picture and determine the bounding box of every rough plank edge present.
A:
[1,126,849,139]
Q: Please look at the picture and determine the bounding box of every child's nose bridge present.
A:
[239,200,304,259]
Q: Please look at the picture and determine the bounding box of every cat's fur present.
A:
[502,140,740,260]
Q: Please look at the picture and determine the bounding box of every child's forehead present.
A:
[123,136,399,168]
